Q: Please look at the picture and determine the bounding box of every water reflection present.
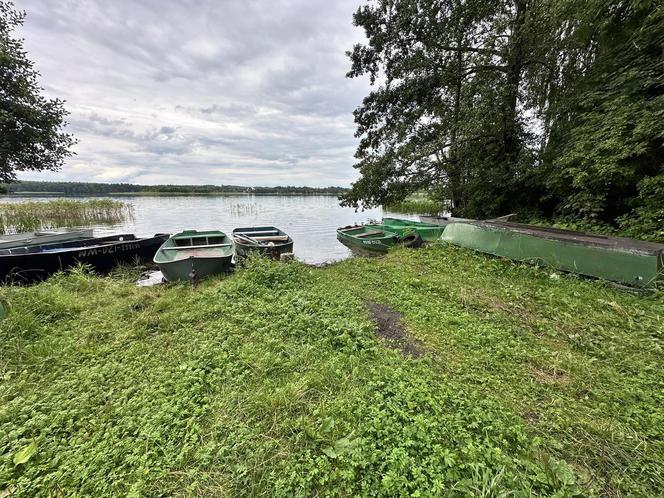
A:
[2,195,418,264]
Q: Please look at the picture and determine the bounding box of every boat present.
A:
[380,217,445,241]
[336,225,401,253]
[0,228,94,250]
[232,226,293,260]
[441,221,664,287]
[0,233,169,284]
[418,213,514,226]
[418,215,476,226]
[153,230,234,282]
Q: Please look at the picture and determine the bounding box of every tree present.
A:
[340,0,559,217]
[0,1,75,183]
[542,0,664,224]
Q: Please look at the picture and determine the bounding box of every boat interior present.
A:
[172,234,229,247]
[338,225,396,239]
[233,227,290,244]
[155,232,234,262]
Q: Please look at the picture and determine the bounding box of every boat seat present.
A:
[235,230,280,236]
[355,230,384,238]
[162,243,233,250]
[249,235,290,242]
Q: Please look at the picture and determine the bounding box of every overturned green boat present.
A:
[442,222,664,287]
[154,230,234,282]
[381,217,445,241]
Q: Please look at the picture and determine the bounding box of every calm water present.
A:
[3,195,418,264]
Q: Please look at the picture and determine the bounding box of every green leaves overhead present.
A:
[0,1,76,183]
[343,0,664,238]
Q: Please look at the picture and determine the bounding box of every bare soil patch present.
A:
[529,366,570,385]
[367,302,424,357]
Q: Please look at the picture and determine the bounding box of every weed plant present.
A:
[0,200,132,233]
[0,247,662,496]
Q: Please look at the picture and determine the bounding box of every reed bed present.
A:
[227,202,259,216]
[0,199,133,233]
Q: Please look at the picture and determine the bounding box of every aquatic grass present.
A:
[226,202,259,216]
[0,249,662,496]
[0,199,132,233]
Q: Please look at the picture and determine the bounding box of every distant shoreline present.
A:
[2,191,343,197]
[1,180,349,197]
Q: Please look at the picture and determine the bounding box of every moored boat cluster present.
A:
[0,225,294,284]
[1,218,662,288]
[335,217,664,288]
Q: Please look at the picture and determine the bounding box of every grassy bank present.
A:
[1,247,662,496]
[0,199,132,233]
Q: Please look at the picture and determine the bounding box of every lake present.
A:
[2,195,418,264]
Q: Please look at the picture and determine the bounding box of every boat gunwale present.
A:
[0,234,151,256]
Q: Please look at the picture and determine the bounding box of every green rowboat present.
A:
[336,225,400,253]
[233,226,293,260]
[380,217,445,241]
[441,222,664,287]
[154,230,234,282]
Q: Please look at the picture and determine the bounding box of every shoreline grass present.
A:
[385,192,441,214]
[0,247,662,496]
[0,199,132,234]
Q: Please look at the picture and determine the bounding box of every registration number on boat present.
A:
[77,242,141,257]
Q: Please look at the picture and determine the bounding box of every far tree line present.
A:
[341,0,663,239]
[0,181,348,196]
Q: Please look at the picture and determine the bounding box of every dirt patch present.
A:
[366,302,424,357]
[529,366,570,385]
[523,411,541,424]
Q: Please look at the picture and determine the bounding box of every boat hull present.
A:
[336,226,399,253]
[235,241,294,259]
[153,230,235,282]
[441,222,664,287]
[158,255,233,282]
[0,234,169,284]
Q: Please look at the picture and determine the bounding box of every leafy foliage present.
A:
[0,2,76,183]
[543,1,664,224]
[342,0,664,238]
[1,249,662,496]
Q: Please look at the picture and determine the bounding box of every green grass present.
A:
[0,247,662,496]
[0,199,132,233]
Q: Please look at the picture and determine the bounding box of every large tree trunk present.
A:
[501,0,528,167]
[446,1,467,216]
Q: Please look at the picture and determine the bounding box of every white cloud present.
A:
[16,0,369,187]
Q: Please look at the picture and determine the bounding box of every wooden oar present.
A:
[249,235,290,242]
[234,233,263,245]
[235,230,280,236]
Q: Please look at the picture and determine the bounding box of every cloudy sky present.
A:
[17,0,370,186]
